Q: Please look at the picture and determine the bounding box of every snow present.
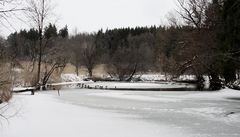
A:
[88,92,182,102]
[12,87,35,91]
[139,74,169,81]
[180,88,240,100]
[1,93,187,137]
[139,74,196,82]
[1,87,240,137]
[178,75,196,81]
[61,73,86,82]
[53,88,240,137]
[48,81,91,86]
[233,80,240,88]
[12,68,23,73]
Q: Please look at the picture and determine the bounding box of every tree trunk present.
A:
[164,72,168,81]
[126,63,138,82]
[37,33,43,85]
[88,68,93,78]
[75,65,79,76]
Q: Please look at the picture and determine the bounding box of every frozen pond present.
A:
[51,88,240,137]
[1,88,240,137]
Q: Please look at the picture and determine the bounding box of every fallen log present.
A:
[12,87,36,95]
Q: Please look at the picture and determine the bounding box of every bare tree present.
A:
[70,34,98,78]
[26,0,54,87]
[41,47,67,90]
[157,53,177,81]
[0,0,24,13]
[166,11,181,27]
[107,33,154,81]
[0,0,25,31]
[177,0,209,29]
[176,0,224,90]
[0,0,26,106]
[69,35,83,76]
[40,29,68,89]
[81,37,97,78]
[107,47,137,81]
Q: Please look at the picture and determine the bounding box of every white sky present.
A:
[1,0,177,37]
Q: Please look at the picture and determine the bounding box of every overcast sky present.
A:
[1,0,177,36]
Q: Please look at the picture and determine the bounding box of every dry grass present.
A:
[0,63,12,103]
[14,62,110,87]
[62,63,88,74]
[63,64,108,77]
[16,61,64,85]
[22,69,38,87]
[0,61,109,103]
[93,64,108,77]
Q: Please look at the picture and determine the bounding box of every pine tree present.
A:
[59,25,69,38]
[44,23,58,39]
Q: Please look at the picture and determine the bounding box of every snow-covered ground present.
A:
[1,88,240,137]
[139,74,196,82]
[1,92,188,137]
[61,74,87,82]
